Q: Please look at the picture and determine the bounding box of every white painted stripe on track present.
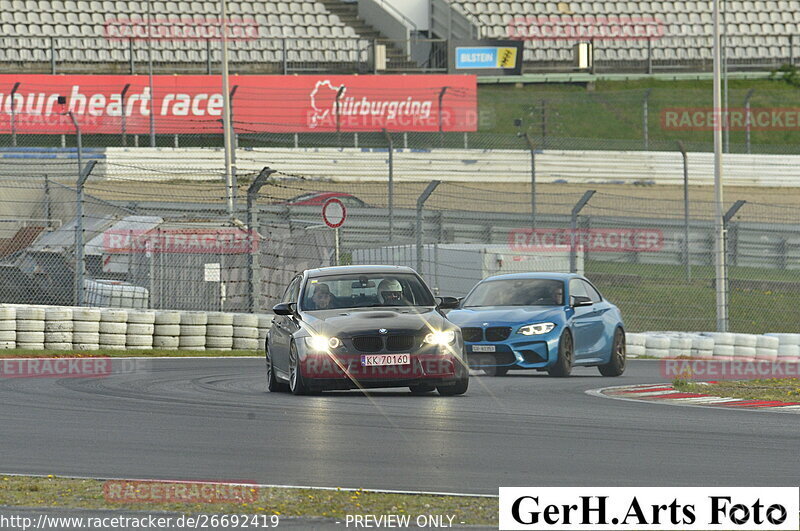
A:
[664,397,744,404]
[0,472,497,498]
[621,390,683,397]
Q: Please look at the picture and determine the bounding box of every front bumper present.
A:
[465,333,560,370]
[298,349,462,382]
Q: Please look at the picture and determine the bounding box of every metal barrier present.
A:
[0,154,799,335]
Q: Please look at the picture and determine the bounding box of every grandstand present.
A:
[450,0,800,69]
[0,0,387,72]
[0,0,797,73]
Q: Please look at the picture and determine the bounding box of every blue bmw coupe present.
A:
[446,273,625,377]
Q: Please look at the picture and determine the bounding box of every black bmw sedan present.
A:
[266,265,468,396]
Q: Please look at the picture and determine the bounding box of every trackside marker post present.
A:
[323,198,347,265]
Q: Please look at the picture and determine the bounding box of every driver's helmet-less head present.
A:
[378,278,403,304]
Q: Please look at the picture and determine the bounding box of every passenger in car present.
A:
[311,283,336,309]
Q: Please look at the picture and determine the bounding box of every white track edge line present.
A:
[0,472,497,498]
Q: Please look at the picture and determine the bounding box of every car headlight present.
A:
[304,335,341,351]
[424,330,456,345]
[517,322,556,335]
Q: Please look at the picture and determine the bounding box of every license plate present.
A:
[472,345,496,353]
[361,354,411,367]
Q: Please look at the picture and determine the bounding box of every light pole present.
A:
[220,0,236,216]
[712,0,727,332]
[147,0,155,147]
[515,118,537,229]
[120,83,131,146]
[744,88,755,154]
[382,128,394,241]
[10,82,20,147]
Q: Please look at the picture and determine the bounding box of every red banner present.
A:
[0,74,477,134]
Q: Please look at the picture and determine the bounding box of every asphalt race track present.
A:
[1,359,798,494]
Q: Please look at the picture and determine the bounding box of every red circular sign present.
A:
[322,198,347,228]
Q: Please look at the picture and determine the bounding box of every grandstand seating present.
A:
[450,0,800,67]
[0,0,796,70]
[0,0,369,66]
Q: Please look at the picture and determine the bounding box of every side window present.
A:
[581,280,603,303]
[282,277,301,304]
[341,197,363,208]
[569,279,588,302]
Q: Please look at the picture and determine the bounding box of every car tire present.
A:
[548,330,573,377]
[289,341,314,395]
[482,366,509,376]
[266,342,288,393]
[598,328,626,377]
[409,383,436,394]
[437,361,469,396]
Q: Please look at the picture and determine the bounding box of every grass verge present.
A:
[585,260,798,334]
[0,349,260,358]
[673,378,800,402]
[0,475,497,526]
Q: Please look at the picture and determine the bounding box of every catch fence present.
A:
[0,151,798,334]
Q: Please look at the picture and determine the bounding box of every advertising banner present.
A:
[0,74,477,133]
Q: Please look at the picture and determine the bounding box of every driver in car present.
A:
[377,278,405,306]
[311,283,335,310]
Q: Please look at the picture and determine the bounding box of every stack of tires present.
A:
[706,332,735,360]
[232,314,259,351]
[99,309,128,350]
[16,306,45,350]
[644,334,670,358]
[72,307,101,350]
[690,336,714,358]
[153,311,181,349]
[755,335,779,362]
[257,314,273,351]
[126,310,155,350]
[733,334,757,361]
[668,336,692,358]
[625,333,646,357]
[0,306,15,349]
[205,312,234,351]
[44,307,73,350]
[179,312,207,351]
[765,333,800,363]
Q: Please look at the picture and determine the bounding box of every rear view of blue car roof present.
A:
[481,272,580,282]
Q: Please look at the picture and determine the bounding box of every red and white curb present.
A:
[587,383,800,414]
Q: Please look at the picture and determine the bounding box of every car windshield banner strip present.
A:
[0,74,478,133]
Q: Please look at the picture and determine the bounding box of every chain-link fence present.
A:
[1,149,799,334]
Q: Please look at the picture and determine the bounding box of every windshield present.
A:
[462,278,565,307]
[300,273,436,310]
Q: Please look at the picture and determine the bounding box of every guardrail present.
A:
[91,147,800,187]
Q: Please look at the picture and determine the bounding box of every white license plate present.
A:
[472,345,496,353]
[361,354,411,367]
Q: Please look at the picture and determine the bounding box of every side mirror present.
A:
[571,295,593,307]
[437,296,460,309]
[273,302,296,315]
